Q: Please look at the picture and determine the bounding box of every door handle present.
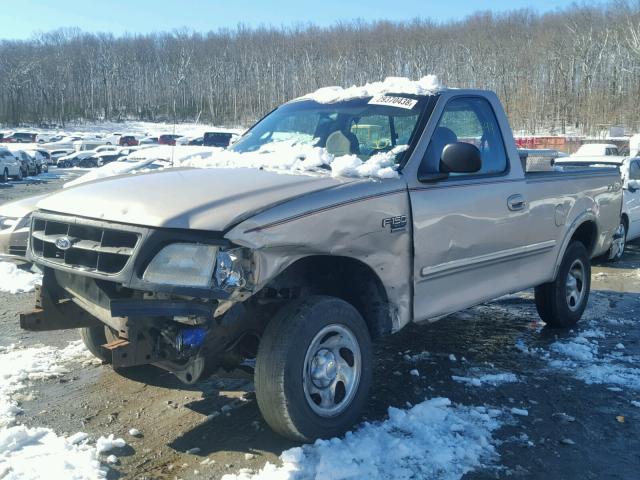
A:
[507,194,527,211]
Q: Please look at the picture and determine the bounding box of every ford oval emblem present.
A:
[55,236,72,251]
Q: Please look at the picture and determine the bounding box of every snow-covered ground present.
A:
[0,263,41,294]
[0,341,115,479]
[222,398,503,480]
[515,296,640,403]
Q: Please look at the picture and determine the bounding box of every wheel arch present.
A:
[258,254,394,339]
[552,216,598,280]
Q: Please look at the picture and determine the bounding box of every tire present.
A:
[80,325,111,363]
[607,220,627,262]
[255,296,372,442]
[1,168,8,183]
[535,241,591,328]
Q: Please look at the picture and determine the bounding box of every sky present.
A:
[1,0,579,40]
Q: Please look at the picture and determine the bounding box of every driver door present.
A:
[409,95,533,321]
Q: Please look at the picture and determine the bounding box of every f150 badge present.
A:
[382,215,407,233]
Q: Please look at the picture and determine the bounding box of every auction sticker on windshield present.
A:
[368,95,418,109]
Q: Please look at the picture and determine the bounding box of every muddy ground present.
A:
[1,172,639,479]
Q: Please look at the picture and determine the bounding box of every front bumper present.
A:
[22,268,217,336]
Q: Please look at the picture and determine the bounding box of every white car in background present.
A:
[555,155,640,260]
[0,148,23,182]
[42,136,83,150]
[36,133,64,143]
[571,143,620,157]
[50,149,75,164]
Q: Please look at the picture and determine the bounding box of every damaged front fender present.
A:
[225,177,413,333]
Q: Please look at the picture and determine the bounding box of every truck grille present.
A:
[31,216,140,274]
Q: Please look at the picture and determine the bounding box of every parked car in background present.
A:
[119,135,139,146]
[26,150,48,173]
[57,150,95,168]
[158,134,182,145]
[1,132,37,143]
[0,148,23,181]
[203,131,234,147]
[42,136,83,151]
[103,133,122,145]
[139,136,159,145]
[13,150,38,176]
[571,143,620,157]
[555,155,640,260]
[50,149,75,164]
[73,138,109,152]
[29,148,53,166]
[0,194,46,260]
[36,133,63,144]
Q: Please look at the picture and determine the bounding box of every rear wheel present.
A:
[255,296,372,442]
[1,169,8,183]
[608,220,627,262]
[535,241,591,328]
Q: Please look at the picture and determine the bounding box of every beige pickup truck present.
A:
[21,80,622,441]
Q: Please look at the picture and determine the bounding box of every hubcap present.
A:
[613,223,626,259]
[566,259,586,311]
[303,324,361,418]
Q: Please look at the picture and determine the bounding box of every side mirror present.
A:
[440,142,482,174]
[628,179,640,191]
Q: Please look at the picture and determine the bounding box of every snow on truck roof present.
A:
[295,75,444,103]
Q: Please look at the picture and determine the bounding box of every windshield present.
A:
[230,95,427,166]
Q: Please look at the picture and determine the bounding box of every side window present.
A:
[420,97,507,176]
[630,161,640,180]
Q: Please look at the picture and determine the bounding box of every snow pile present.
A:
[519,322,640,391]
[298,75,443,103]
[222,397,502,480]
[452,372,519,388]
[0,341,108,479]
[0,262,42,294]
[96,435,126,454]
[183,140,404,179]
[0,426,106,479]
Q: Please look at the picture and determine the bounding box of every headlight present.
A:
[143,243,218,288]
[0,217,18,232]
[214,249,246,289]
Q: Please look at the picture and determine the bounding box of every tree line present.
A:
[1,1,639,135]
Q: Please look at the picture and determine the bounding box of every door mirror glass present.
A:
[440,142,482,174]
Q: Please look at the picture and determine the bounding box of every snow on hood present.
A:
[182,140,406,179]
[297,75,444,104]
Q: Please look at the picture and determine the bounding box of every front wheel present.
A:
[79,325,111,363]
[1,169,8,183]
[535,241,591,328]
[255,296,372,442]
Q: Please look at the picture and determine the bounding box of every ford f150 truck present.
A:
[21,78,622,442]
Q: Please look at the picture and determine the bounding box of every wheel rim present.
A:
[566,259,586,311]
[303,324,361,418]
[613,223,626,259]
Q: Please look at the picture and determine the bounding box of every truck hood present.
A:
[36,167,350,231]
